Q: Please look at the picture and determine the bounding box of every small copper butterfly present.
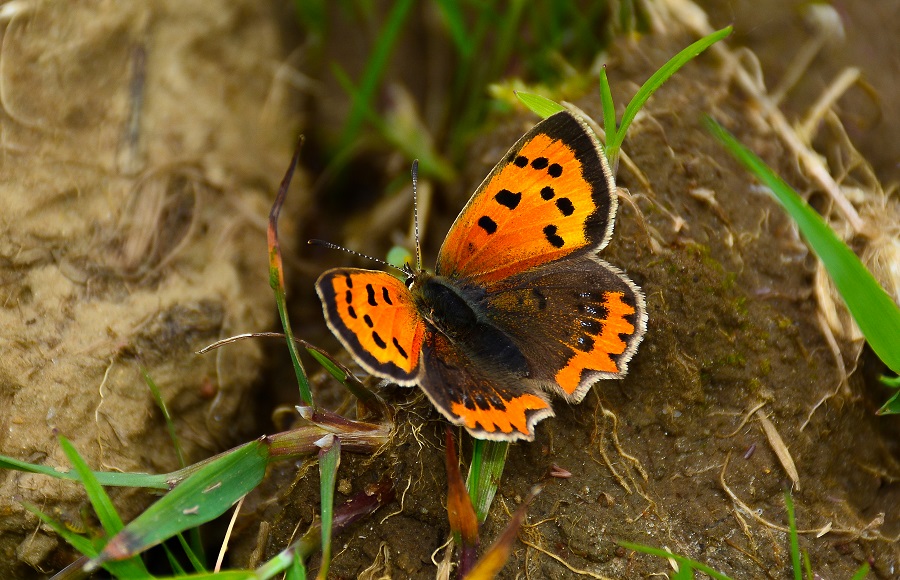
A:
[316,111,647,441]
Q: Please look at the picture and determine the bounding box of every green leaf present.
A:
[143,368,186,467]
[59,436,123,535]
[91,441,269,567]
[619,541,734,580]
[785,492,801,580]
[24,503,150,578]
[465,439,509,523]
[337,0,415,150]
[515,91,565,119]
[850,563,870,579]
[606,26,732,165]
[706,117,900,377]
[317,437,341,580]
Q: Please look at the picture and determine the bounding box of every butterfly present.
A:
[316,111,647,441]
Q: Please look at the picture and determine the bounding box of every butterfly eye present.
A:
[405,276,415,289]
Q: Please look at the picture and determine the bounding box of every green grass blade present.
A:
[58,436,124,535]
[785,492,802,580]
[598,65,616,142]
[23,503,99,557]
[24,503,150,578]
[706,117,900,376]
[607,26,732,161]
[91,440,269,568]
[337,0,414,150]
[287,550,308,580]
[880,390,900,414]
[619,541,734,580]
[0,453,173,489]
[142,368,186,467]
[851,563,870,579]
[465,439,509,523]
[270,139,313,405]
[316,437,341,580]
[673,562,695,579]
[175,531,207,573]
[434,0,473,58]
[515,91,565,119]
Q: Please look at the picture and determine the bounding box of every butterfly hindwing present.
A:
[436,111,616,285]
[483,254,647,403]
[316,269,425,384]
[418,331,553,441]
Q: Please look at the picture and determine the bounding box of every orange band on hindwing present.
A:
[555,291,636,394]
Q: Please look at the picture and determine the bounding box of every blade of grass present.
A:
[316,436,341,580]
[174,531,206,573]
[619,541,734,580]
[287,551,307,580]
[269,138,313,405]
[0,454,169,489]
[336,0,414,150]
[605,26,732,167]
[90,440,269,568]
[785,492,802,580]
[142,368,186,467]
[851,563,871,579]
[705,117,900,376]
[144,367,207,563]
[58,436,123,535]
[465,438,509,523]
[332,64,455,181]
[24,504,149,578]
[598,64,616,142]
[514,91,565,119]
[433,0,474,58]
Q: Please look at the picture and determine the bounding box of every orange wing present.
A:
[316,269,425,384]
[436,111,615,285]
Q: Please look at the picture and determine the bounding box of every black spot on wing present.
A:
[392,337,408,359]
[366,284,377,306]
[372,331,387,349]
[540,186,555,200]
[576,334,594,352]
[478,215,497,234]
[531,157,549,170]
[556,197,575,216]
[363,314,374,328]
[543,224,564,248]
[382,286,393,305]
[548,163,563,178]
[514,155,528,168]
[495,189,521,210]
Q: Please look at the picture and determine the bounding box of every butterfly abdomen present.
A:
[415,275,529,377]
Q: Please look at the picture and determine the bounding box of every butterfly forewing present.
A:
[316,269,425,384]
[436,111,616,285]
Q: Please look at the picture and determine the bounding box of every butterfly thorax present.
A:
[409,271,530,378]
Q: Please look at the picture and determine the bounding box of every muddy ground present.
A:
[1,1,898,578]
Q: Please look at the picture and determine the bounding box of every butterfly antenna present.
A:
[411,160,422,271]
[308,239,406,275]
